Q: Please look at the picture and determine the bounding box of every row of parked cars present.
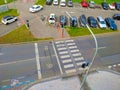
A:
[48,13,119,30]
[46,0,73,7]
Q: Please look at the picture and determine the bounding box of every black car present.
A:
[79,14,87,27]
[115,2,120,10]
[88,16,97,28]
[102,2,109,10]
[46,0,53,5]
[67,0,73,7]
[105,18,117,30]
[113,14,120,20]
[59,15,67,26]
[70,16,78,27]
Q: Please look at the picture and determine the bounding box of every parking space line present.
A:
[34,43,42,79]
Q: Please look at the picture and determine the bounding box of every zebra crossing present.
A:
[54,39,87,74]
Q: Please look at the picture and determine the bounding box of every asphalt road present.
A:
[0,32,120,87]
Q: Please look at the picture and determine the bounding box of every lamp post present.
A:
[80,24,98,89]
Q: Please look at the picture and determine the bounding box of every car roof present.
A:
[97,16,104,21]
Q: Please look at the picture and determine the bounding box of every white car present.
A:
[109,4,115,10]
[53,0,59,5]
[2,16,17,25]
[60,0,66,6]
[29,5,43,12]
[48,13,56,24]
[97,16,107,28]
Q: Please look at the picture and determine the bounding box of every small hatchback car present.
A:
[48,13,56,24]
[2,16,17,25]
[29,5,43,13]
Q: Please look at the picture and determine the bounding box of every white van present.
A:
[60,0,66,6]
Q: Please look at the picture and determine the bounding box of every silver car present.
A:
[2,16,17,25]
[97,16,107,28]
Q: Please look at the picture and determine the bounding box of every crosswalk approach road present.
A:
[53,39,87,75]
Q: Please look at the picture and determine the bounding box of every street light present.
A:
[80,18,98,90]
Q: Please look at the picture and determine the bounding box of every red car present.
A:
[81,0,88,7]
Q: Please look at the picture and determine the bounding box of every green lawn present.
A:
[67,27,118,37]
[0,25,53,44]
[35,0,46,6]
[0,0,16,5]
[0,9,19,21]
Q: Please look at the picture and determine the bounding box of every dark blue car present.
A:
[70,16,78,27]
[88,16,97,28]
[102,2,109,10]
[79,14,87,27]
[105,18,117,30]
[59,15,67,26]
[115,2,120,10]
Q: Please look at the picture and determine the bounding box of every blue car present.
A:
[59,15,67,26]
[70,16,78,27]
[105,18,117,30]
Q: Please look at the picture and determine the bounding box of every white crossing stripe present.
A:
[67,43,76,46]
[59,51,68,54]
[70,49,80,53]
[64,64,74,68]
[108,66,112,69]
[77,62,85,66]
[56,44,65,47]
[74,57,84,61]
[72,53,82,57]
[65,40,74,43]
[118,64,120,66]
[113,64,117,67]
[60,55,70,59]
[69,46,77,49]
[58,47,67,51]
[62,59,72,63]
[65,69,76,73]
[55,41,64,44]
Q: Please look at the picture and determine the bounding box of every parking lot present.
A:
[1,1,120,38]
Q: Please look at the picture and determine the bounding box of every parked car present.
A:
[105,17,117,30]
[109,3,115,10]
[70,16,78,27]
[59,15,67,26]
[48,13,56,24]
[79,14,87,27]
[115,2,120,10]
[97,16,107,28]
[60,0,66,7]
[29,5,43,12]
[88,16,97,28]
[102,2,109,10]
[46,0,53,5]
[53,0,59,5]
[89,0,95,8]
[113,14,120,20]
[81,0,88,7]
[67,0,73,7]
[2,16,17,25]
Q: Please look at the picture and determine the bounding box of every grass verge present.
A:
[66,27,118,37]
[0,25,53,44]
[35,0,46,6]
[0,9,19,21]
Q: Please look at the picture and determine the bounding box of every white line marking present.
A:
[52,41,63,74]
[58,47,67,51]
[65,39,74,43]
[56,44,65,47]
[67,43,76,46]
[113,64,117,67]
[69,46,77,49]
[77,62,85,66]
[97,46,106,50]
[108,66,112,69]
[0,58,34,66]
[65,11,72,18]
[59,51,68,54]
[34,43,42,79]
[65,69,76,73]
[118,64,120,66]
[55,41,64,44]
[64,64,74,68]
[70,49,80,53]
[60,55,70,59]
[74,57,84,61]
[72,53,82,57]
[62,59,72,63]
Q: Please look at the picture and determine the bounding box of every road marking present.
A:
[65,69,76,73]
[74,57,84,61]
[113,64,117,67]
[56,44,65,47]
[52,41,63,74]
[59,51,68,54]
[34,43,42,79]
[70,49,80,53]
[77,62,85,66]
[69,46,77,49]
[0,58,34,66]
[65,11,72,18]
[62,59,72,63]
[97,46,106,50]
[72,53,82,57]
[60,55,70,59]
[118,64,120,66]
[55,41,64,44]
[64,64,74,68]
[108,66,112,69]
[67,43,76,46]
[58,47,67,51]
[65,39,74,43]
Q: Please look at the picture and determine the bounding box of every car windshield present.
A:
[100,21,105,24]
[50,18,55,20]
